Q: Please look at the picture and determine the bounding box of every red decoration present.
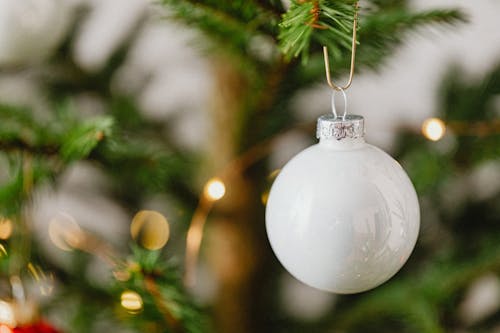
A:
[13,321,61,333]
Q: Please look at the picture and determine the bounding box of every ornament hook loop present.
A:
[323,2,358,91]
[331,88,347,119]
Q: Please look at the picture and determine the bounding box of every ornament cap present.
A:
[316,114,364,141]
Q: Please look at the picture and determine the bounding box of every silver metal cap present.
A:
[316,114,365,141]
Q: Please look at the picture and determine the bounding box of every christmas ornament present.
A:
[266,108,420,293]
[266,9,420,294]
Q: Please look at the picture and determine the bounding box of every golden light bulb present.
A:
[204,178,226,201]
[130,210,170,251]
[422,118,446,141]
[120,290,143,313]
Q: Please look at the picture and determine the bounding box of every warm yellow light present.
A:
[120,290,143,313]
[204,178,226,201]
[0,325,12,333]
[422,118,446,141]
[27,263,54,296]
[48,213,83,251]
[0,218,12,240]
[186,224,203,254]
[0,301,16,328]
[130,210,170,250]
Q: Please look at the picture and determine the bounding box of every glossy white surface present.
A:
[266,137,420,294]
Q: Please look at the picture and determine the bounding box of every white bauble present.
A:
[266,115,420,294]
[0,0,73,66]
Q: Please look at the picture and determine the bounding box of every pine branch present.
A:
[278,1,465,64]
[92,136,199,208]
[354,8,466,68]
[115,247,208,333]
[0,138,59,156]
[60,116,112,162]
[160,0,279,57]
[0,103,113,215]
[278,0,357,63]
[0,103,113,161]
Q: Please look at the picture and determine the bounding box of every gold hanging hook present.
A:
[323,1,359,91]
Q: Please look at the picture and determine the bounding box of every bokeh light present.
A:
[0,218,12,240]
[48,212,83,251]
[130,210,170,250]
[422,118,446,141]
[0,325,12,333]
[0,301,16,328]
[204,178,226,201]
[120,290,143,313]
[27,263,54,296]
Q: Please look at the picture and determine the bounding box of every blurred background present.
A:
[0,0,498,332]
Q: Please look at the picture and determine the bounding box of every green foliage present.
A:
[160,0,465,89]
[0,103,109,215]
[160,0,279,64]
[358,7,465,69]
[60,116,113,162]
[278,0,357,63]
[115,247,208,333]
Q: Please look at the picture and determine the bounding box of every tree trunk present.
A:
[203,58,265,333]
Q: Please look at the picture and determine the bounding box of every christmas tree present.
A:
[0,1,498,332]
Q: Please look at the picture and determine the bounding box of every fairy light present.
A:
[120,291,143,313]
[130,210,170,250]
[184,206,209,287]
[0,325,12,333]
[0,301,15,328]
[48,212,83,251]
[0,218,12,240]
[422,118,446,141]
[27,263,54,296]
[204,177,226,201]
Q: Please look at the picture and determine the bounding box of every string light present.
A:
[0,218,12,240]
[422,118,446,141]
[120,290,143,313]
[184,175,227,286]
[130,210,170,250]
[204,178,226,201]
[27,263,54,296]
[0,301,15,328]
